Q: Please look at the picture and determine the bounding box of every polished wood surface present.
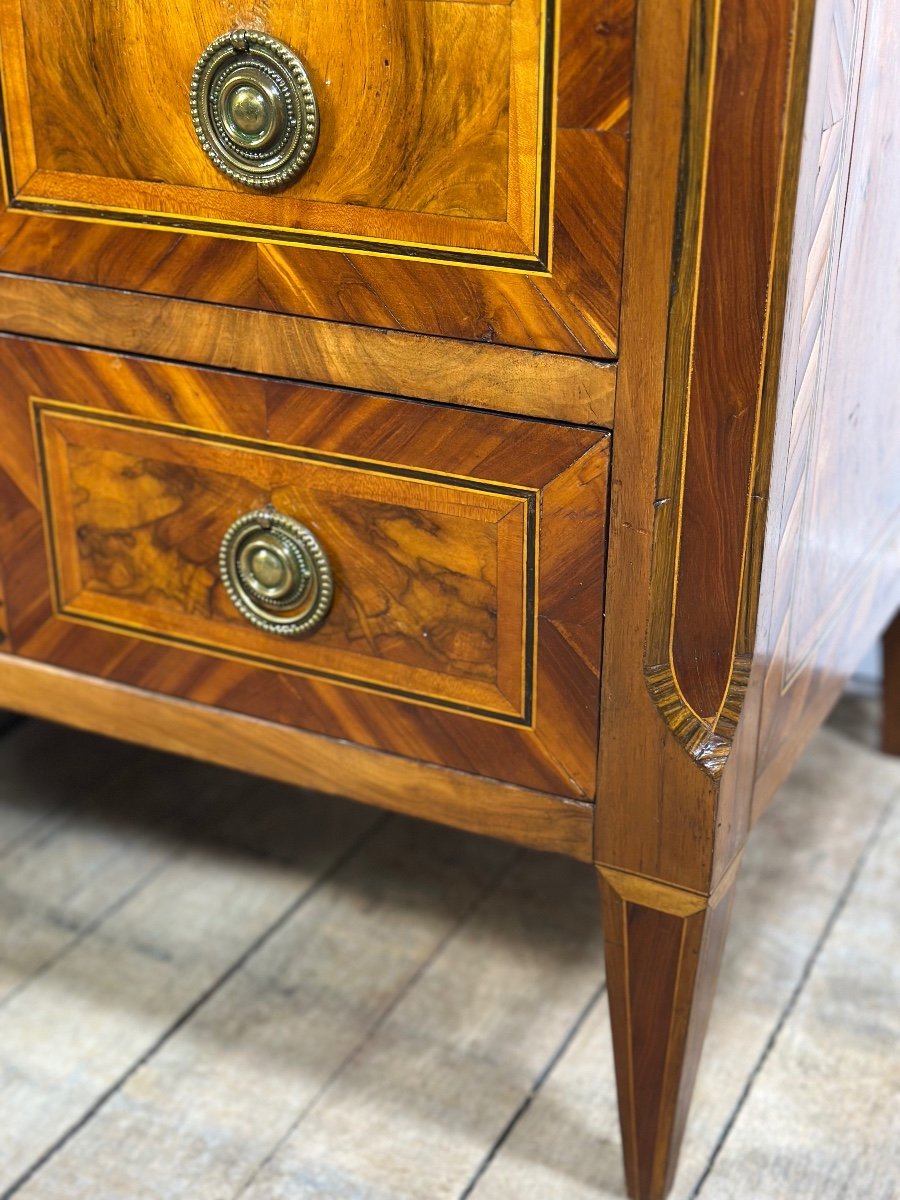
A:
[0,656,596,862]
[636,0,808,783]
[594,0,816,1194]
[0,337,609,797]
[599,866,738,1200]
[40,405,530,719]
[0,547,6,650]
[0,0,633,357]
[660,0,795,723]
[595,0,811,893]
[8,0,544,254]
[0,275,617,426]
[0,1,897,1198]
[593,0,899,1190]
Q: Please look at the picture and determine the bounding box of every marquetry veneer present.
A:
[0,0,633,356]
[0,337,608,796]
[0,1,898,1198]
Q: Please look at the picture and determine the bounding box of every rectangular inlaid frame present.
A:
[32,399,540,727]
[0,0,558,272]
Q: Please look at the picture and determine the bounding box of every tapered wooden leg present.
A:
[598,866,738,1200]
[883,611,900,755]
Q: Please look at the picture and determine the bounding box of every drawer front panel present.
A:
[8,0,542,261]
[0,1,633,358]
[37,404,532,722]
[0,338,609,797]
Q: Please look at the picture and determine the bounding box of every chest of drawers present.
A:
[0,1,897,1197]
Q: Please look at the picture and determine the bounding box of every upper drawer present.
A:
[0,1,633,357]
[0,337,609,798]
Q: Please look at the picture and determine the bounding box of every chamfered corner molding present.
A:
[640,0,812,777]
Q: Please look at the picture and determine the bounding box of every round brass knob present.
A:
[190,30,319,190]
[218,74,285,149]
[220,508,333,637]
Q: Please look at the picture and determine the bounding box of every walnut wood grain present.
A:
[666,0,795,721]
[0,656,595,862]
[0,275,617,426]
[0,0,634,357]
[9,0,536,251]
[595,0,897,1186]
[0,337,609,798]
[0,3,896,1199]
[590,10,731,1182]
[595,0,813,885]
[0,555,6,650]
[40,407,526,716]
[558,0,633,132]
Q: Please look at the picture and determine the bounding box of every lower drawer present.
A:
[0,337,609,798]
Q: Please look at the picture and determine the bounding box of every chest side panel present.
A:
[754,0,900,806]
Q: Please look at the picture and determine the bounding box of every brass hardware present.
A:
[190,30,319,190]
[220,507,333,637]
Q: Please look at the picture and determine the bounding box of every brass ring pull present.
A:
[190,30,319,190]
[220,507,333,637]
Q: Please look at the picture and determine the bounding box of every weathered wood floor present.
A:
[0,695,896,1200]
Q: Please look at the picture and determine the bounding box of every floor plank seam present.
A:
[0,756,307,1008]
[228,846,527,1200]
[0,805,80,866]
[1,708,892,1199]
[0,810,392,1200]
[0,855,176,1015]
[686,787,898,1200]
[458,979,608,1200]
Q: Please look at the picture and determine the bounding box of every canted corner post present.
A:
[597,860,739,1200]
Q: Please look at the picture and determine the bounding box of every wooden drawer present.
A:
[0,1,633,357]
[0,337,609,798]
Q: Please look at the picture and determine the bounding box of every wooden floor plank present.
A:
[13,819,518,1200]
[694,796,900,1199]
[0,730,382,1194]
[0,722,354,1007]
[0,722,198,1002]
[0,723,143,858]
[0,703,896,1200]
[466,722,900,1200]
[234,850,603,1200]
